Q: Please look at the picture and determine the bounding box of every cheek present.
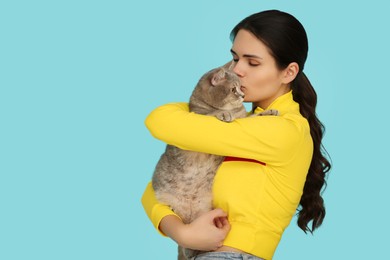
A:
[243,71,281,101]
[251,70,280,90]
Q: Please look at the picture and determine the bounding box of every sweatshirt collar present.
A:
[253,90,299,115]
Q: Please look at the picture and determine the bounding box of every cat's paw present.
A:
[256,109,280,116]
[215,111,233,122]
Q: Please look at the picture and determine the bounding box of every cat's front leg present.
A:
[253,109,280,117]
[214,111,234,122]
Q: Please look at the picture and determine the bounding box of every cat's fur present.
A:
[151,63,246,260]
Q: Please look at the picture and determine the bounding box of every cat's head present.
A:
[191,64,244,109]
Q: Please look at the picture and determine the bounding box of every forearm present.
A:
[159,215,189,247]
[141,183,230,250]
[141,182,180,236]
[162,209,230,251]
[145,103,300,164]
[140,183,207,248]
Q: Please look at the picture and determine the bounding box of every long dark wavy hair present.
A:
[230,10,331,233]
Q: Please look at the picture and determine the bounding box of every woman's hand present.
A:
[159,208,230,251]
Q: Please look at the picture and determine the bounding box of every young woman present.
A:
[141,9,331,260]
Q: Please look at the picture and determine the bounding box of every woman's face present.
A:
[231,29,291,109]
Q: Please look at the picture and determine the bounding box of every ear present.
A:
[221,60,234,70]
[281,62,299,84]
[211,69,226,86]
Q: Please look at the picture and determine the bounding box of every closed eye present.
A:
[230,49,262,67]
[233,58,259,67]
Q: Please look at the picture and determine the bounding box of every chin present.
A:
[243,96,256,103]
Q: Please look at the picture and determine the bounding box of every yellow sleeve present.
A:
[141,182,181,236]
[145,103,304,166]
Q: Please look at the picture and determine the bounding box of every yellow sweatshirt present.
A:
[141,91,313,259]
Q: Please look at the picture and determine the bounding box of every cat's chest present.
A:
[179,151,223,175]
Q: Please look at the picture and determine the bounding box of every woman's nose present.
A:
[232,62,244,77]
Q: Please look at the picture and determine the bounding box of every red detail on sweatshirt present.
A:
[223,156,266,166]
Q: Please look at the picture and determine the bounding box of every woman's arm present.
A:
[141,182,230,250]
[160,210,230,251]
[145,103,303,165]
[141,182,179,236]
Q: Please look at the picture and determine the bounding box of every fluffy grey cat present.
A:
[151,63,246,259]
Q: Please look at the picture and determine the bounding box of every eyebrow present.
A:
[230,49,263,59]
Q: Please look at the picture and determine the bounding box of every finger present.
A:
[210,208,227,218]
[214,218,219,228]
[214,217,223,228]
[214,216,228,228]
[221,219,231,232]
[220,216,229,226]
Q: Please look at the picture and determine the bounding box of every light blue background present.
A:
[1,0,389,259]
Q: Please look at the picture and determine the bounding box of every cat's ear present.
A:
[222,61,235,71]
[211,69,226,86]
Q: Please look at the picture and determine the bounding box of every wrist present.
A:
[174,223,191,248]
